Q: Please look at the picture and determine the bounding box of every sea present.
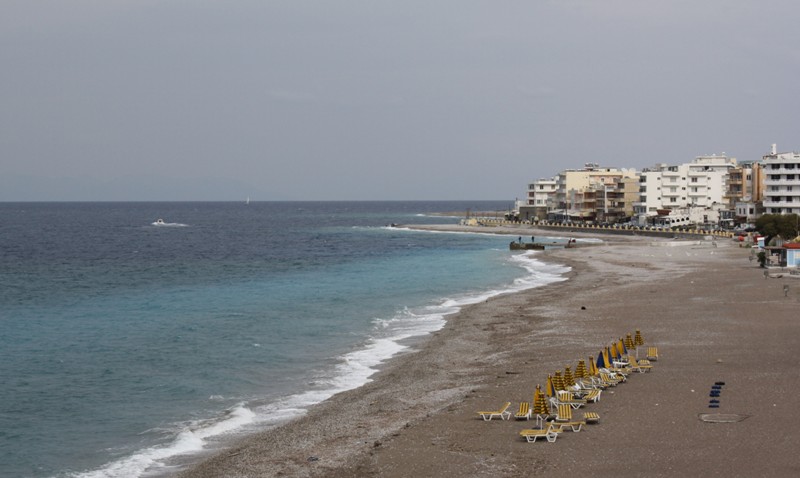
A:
[0,201,573,477]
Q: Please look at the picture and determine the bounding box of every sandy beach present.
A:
[180,225,800,477]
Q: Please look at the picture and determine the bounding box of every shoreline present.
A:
[179,227,800,477]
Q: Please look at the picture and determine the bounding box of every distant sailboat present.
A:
[246,196,250,205]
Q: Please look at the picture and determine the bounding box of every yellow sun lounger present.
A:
[520,423,561,443]
[477,401,512,421]
[647,347,659,361]
[554,403,572,422]
[626,355,653,373]
[582,389,601,403]
[556,391,587,409]
[583,412,600,424]
[514,401,532,420]
[551,420,586,432]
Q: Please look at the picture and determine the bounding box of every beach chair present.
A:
[551,419,586,432]
[520,423,561,443]
[626,355,653,373]
[582,389,601,403]
[647,347,659,361]
[554,403,572,422]
[556,391,587,409]
[514,401,532,420]
[583,412,600,424]
[599,372,621,386]
[477,401,512,421]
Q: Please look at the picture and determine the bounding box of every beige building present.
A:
[555,164,638,222]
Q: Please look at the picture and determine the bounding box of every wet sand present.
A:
[180,226,800,477]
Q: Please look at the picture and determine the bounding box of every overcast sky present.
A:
[2,1,799,201]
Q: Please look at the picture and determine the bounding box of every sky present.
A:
[2,0,799,201]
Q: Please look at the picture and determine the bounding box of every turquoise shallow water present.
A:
[0,202,570,477]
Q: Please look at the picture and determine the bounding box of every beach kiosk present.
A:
[785,243,800,268]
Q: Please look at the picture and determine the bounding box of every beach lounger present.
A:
[554,403,572,422]
[599,372,621,386]
[582,389,601,403]
[647,347,659,361]
[583,412,600,424]
[557,391,587,409]
[514,401,532,420]
[626,355,653,373]
[477,401,512,421]
[520,423,561,443]
[551,420,586,432]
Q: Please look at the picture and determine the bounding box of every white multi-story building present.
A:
[762,145,800,215]
[526,178,558,207]
[635,154,737,224]
[519,177,557,222]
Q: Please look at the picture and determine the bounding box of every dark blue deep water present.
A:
[0,202,569,477]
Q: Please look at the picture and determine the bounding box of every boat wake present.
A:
[151,219,189,227]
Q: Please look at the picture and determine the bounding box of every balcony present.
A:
[765,166,800,175]
[766,188,800,195]
[764,199,800,208]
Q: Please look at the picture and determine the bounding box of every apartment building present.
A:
[635,154,737,222]
[762,146,800,215]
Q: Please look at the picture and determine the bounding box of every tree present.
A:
[755,214,799,243]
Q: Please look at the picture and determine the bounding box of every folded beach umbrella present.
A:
[553,370,566,391]
[596,350,607,369]
[601,347,612,368]
[589,357,599,377]
[618,337,628,356]
[546,374,556,397]
[614,343,624,362]
[634,329,645,346]
[563,366,575,387]
[625,333,635,350]
[533,385,549,417]
[611,342,623,363]
[575,359,588,380]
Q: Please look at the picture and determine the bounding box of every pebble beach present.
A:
[180,225,800,477]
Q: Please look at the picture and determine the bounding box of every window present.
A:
[691,177,697,183]
[670,197,677,203]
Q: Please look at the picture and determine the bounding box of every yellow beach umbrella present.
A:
[533,384,549,416]
[625,333,635,350]
[613,342,623,362]
[634,329,645,346]
[618,337,628,356]
[546,374,556,397]
[553,370,565,391]
[588,357,599,377]
[601,347,612,368]
[564,366,575,387]
[575,359,588,379]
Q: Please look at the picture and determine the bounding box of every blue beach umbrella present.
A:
[596,351,606,369]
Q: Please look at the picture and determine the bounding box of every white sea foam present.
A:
[72,405,255,478]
